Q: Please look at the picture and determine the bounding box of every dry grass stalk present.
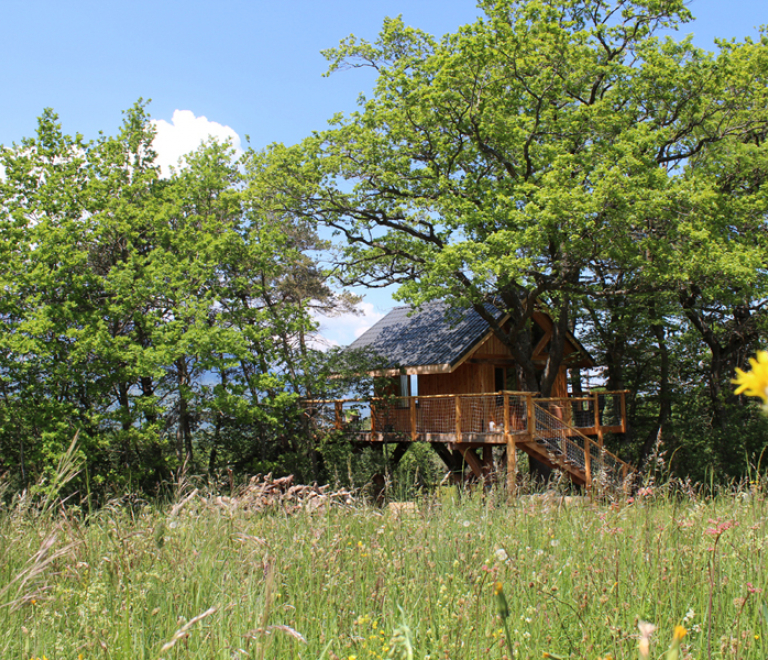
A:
[158,605,218,655]
[0,529,79,610]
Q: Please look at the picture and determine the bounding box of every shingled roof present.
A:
[347,301,506,373]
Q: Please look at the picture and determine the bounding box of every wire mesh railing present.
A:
[414,396,454,434]
[303,392,625,439]
[533,403,586,471]
[532,392,626,432]
[303,392,532,438]
[596,392,624,429]
[302,391,631,486]
[532,401,633,485]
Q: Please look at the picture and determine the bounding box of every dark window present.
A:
[495,367,505,392]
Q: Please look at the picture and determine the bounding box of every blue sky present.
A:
[2,0,765,344]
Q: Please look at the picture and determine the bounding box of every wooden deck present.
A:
[303,391,633,491]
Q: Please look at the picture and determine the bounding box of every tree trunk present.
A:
[175,358,193,467]
[638,320,671,469]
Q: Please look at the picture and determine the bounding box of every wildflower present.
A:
[638,620,656,660]
[495,582,509,619]
[495,548,509,562]
[733,351,768,404]
[705,519,738,539]
[667,625,687,660]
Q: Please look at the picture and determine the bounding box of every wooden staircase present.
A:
[518,402,633,487]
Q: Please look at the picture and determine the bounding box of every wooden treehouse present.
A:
[304,302,633,492]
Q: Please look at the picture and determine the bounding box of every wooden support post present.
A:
[503,393,509,434]
[506,433,517,497]
[455,396,462,444]
[593,393,604,450]
[504,393,517,497]
[620,391,627,433]
[584,437,592,491]
[410,396,417,441]
[482,445,493,483]
[392,442,410,467]
[335,401,343,430]
[458,446,484,480]
[526,393,535,443]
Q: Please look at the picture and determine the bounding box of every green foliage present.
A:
[0,103,353,498]
[3,0,768,488]
[257,0,768,475]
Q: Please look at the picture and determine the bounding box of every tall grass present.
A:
[1,483,766,659]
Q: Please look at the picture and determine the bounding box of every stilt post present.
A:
[526,393,535,443]
[455,395,462,444]
[504,392,517,497]
[593,392,604,450]
[620,391,627,433]
[335,401,343,430]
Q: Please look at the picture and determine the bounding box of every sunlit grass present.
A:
[1,484,767,659]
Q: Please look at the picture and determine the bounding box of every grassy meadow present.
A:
[1,483,767,660]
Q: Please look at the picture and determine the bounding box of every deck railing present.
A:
[302,391,627,440]
[302,390,631,489]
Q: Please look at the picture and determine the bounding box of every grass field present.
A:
[1,483,767,660]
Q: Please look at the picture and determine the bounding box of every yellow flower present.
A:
[673,625,687,642]
[494,582,509,619]
[733,352,768,403]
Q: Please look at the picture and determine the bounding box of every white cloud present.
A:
[151,110,242,177]
[311,301,386,351]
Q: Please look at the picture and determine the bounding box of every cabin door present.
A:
[494,366,518,392]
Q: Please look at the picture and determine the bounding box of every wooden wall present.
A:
[418,362,494,396]
[417,328,569,397]
[375,317,575,399]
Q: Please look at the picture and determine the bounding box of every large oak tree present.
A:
[259,0,768,402]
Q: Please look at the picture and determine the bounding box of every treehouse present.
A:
[304,302,632,491]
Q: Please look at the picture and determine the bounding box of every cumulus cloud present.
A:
[311,301,386,350]
[151,110,242,177]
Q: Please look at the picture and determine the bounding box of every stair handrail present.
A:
[531,402,635,483]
